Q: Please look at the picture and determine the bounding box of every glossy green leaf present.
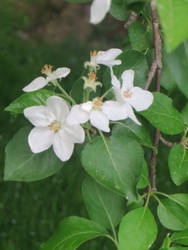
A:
[5,89,55,114]
[182,103,188,125]
[157,194,188,231]
[115,119,155,150]
[171,229,188,246]
[165,41,188,99]
[4,127,63,182]
[128,21,149,52]
[156,0,188,52]
[168,144,188,186]
[118,207,158,250]
[81,126,144,200]
[113,50,149,88]
[41,216,107,250]
[82,176,125,230]
[137,160,149,189]
[110,0,129,21]
[140,92,185,135]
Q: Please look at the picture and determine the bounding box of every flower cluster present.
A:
[23,48,153,162]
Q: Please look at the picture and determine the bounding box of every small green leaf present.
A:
[110,0,129,21]
[156,0,188,52]
[118,207,158,250]
[81,126,144,200]
[128,21,149,52]
[161,233,171,248]
[168,144,188,186]
[113,49,149,88]
[165,41,188,99]
[82,176,125,230]
[5,89,55,114]
[171,229,188,246]
[140,92,185,135]
[40,216,107,250]
[4,127,63,182]
[137,160,149,189]
[182,103,188,125]
[157,194,188,231]
[169,247,188,250]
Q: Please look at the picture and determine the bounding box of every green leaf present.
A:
[140,92,185,135]
[118,207,158,250]
[70,78,84,103]
[5,89,55,114]
[157,193,188,231]
[165,41,188,99]
[156,0,188,52]
[168,144,188,186]
[115,119,155,150]
[182,103,188,125]
[4,127,63,182]
[161,233,171,248]
[82,176,125,230]
[110,0,129,21]
[81,126,144,200]
[40,216,107,250]
[169,247,188,250]
[171,229,188,246]
[137,160,149,189]
[113,49,149,88]
[128,21,149,52]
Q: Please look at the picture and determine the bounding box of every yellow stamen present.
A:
[90,50,98,57]
[41,64,53,75]
[124,89,132,98]
[88,72,97,81]
[93,97,103,107]
[48,121,60,133]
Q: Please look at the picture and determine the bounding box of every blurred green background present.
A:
[0,0,118,249]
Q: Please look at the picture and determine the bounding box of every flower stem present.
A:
[54,80,76,105]
[102,87,113,99]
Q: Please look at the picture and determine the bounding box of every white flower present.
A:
[23,64,70,92]
[82,72,102,92]
[112,69,154,125]
[24,96,85,161]
[67,97,128,132]
[84,48,122,72]
[90,0,111,24]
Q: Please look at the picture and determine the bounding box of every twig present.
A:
[124,11,138,30]
[144,0,162,91]
[159,135,178,147]
[148,0,162,191]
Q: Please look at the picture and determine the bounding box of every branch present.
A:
[124,11,138,30]
[148,0,162,191]
[160,135,178,147]
[145,0,162,91]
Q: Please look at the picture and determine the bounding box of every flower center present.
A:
[123,89,132,98]
[90,50,98,57]
[48,120,61,133]
[88,72,97,81]
[92,97,103,110]
[41,64,53,76]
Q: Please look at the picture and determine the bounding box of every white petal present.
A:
[23,77,47,92]
[64,124,85,143]
[113,86,125,103]
[121,70,135,91]
[81,101,93,112]
[102,101,128,121]
[126,104,141,125]
[90,0,111,24]
[110,68,120,88]
[53,131,74,161]
[24,106,55,127]
[46,96,69,122]
[28,127,54,153]
[66,105,89,125]
[127,87,154,111]
[96,48,122,66]
[55,67,71,79]
[90,110,110,132]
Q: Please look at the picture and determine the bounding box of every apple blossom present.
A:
[67,97,128,132]
[82,72,102,92]
[23,64,70,92]
[90,0,111,24]
[112,69,154,125]
[84,48,122,72]
[24,96,85,161]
